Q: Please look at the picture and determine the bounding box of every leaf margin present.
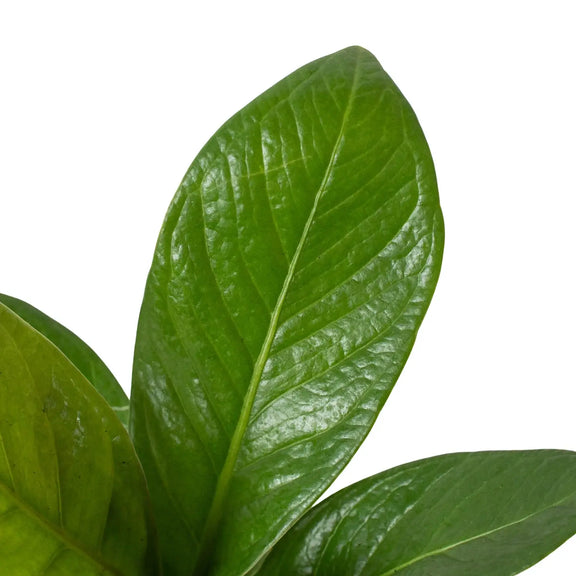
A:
[259,450,576,576]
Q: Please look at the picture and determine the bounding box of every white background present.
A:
[1,1,575,573]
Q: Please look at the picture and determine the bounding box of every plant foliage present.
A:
[1,46,574,576]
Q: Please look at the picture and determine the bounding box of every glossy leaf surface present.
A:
[131,46,444,576]
[261,451,576,576]
[0,293,129,427]
[0,302,159,575]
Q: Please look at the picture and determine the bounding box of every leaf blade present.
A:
[0,293,129,427]
[195,56,369,573]
[260,451,576,576]
[131,45,443,576]
[0,301,159,575]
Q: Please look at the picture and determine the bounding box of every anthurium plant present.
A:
[1,46,575,576]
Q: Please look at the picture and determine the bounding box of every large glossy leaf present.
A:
[0,301,159,575]
[260,451,576,576]
[0,293,129,427]
[131,45,444,576]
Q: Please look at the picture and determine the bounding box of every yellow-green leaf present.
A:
[0,301,159,575]
[0,293,129,428]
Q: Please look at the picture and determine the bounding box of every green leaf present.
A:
[260,451,576,576]
[0,301,159,575]
[131,45,444,576]
[0,293,129,428]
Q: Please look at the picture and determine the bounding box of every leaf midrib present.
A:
[192,53,362,576]
[378,490,576,576]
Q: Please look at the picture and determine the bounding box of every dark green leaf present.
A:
[0,301,159,575]
[260,451,576,576]
[131,45,444,576]
[0,293,129,428]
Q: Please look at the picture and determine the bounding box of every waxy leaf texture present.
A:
[131,46,443,576]
[2,45,575,576]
